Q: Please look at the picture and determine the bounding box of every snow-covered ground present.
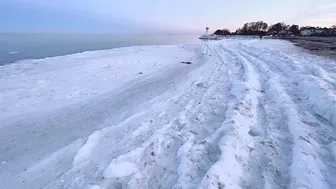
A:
[1,39,336,189]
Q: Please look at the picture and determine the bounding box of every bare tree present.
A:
[289,25,300,35]
[268,22,289,34]
[214,29,231,35]
[268,23,283,33]
[237,21,269,35]
[262,22,268,31]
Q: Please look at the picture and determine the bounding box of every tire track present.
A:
[172,44,234,189]
[222,46,265,189]
[197,44,263,189]
[231,45,294,189]
[234,46,294,189]
[243,44,336,189]
[239,44,336,188]
[238,44,332,189]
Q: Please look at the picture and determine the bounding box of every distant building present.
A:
[315,28,323,34]
[319,28,335,36]
[301,29,313,36]
[278,30,293,36]
[300,27,336,36]
[278,30,287,36]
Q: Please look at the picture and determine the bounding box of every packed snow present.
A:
[1,39,336,189]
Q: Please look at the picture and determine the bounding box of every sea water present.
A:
[0,33,201,65]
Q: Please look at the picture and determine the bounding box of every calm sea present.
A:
[0,33,201,66]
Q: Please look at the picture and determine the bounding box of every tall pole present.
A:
[206,27,209,35]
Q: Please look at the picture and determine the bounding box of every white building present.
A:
[301,29,313,36]
[278,30,287,36]
[315,29,323,34]
[278,30,293,36]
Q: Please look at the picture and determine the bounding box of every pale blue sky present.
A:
[1,0,335,33]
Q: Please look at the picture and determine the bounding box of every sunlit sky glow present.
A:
[0,0,335,34]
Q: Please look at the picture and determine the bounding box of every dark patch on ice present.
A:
[196,82,205,88]
[181,61,192,64]
[299,136,312,144]
[301,120,319,127]
[248,128,261,137]
[218,182,225,189]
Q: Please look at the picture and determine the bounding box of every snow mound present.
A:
[73,129,104,166]
[103,161,138,178]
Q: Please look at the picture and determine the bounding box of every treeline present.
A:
[239,21,268,35]
[214,21,336,36]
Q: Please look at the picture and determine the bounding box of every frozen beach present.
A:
[1,39,336,189]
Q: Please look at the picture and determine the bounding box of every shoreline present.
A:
[281,36,336,60]
[0,43,195,67]
[3,36,336,67]
[0,33,201,66]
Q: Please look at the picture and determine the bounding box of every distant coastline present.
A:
[213,21,336,37]
[0,33,200,66]
[284,36,336,60]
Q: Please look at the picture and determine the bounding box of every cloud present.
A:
[315,2,336,10]
[9,0,204,33]
[309,13,336,26]
[0,0,156,33]
[3,0,335,33]
[287,0,336,26]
